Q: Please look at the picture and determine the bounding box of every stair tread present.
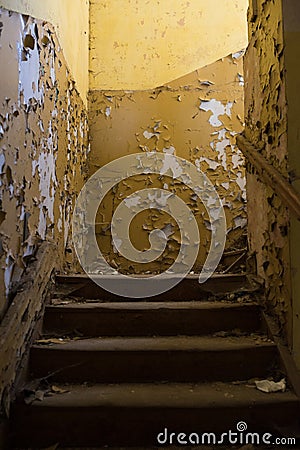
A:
[23,381,298,409]
[33,335,275,352]
[46,300,258,310]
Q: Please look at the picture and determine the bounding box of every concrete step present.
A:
[43,301,262,337]
[11,381,300,447]
[29,335,277,383]
[54,273,254,301]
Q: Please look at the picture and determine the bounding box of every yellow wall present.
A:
[90,0,248,90]
[0,0,89,105]
[243,0,292,342]
[0,8,89,316]
[88,55,246,274]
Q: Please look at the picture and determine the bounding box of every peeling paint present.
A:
[237,73,245,87]
[0,153,5,173]
[0,7,89,314]
[36,151,57,239]
[88,54,247,274]
[244,0,291,337]
[232,49,245,60]
[143,130,159,140]
[19,19,44,106]
[200,99,233,127]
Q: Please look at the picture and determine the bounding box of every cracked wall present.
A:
[244,0,292,340]
[89,54,247,274]
[0,8,89,318]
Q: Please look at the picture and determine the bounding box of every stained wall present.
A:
[0,8,89,318]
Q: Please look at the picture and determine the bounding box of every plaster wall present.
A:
[89,0,249,90]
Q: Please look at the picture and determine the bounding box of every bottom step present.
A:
[11,382,300,447]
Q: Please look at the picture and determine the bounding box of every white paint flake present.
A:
[163,146,175,155]
[199,157,220,170]
[200,99,233,127]
[238,73,245,87]
[19,21,43,106]
[0,153,5,173]
[143,130,159,139]
[37,151,57,239]
[232,49,245,60]
[236,171,246,191]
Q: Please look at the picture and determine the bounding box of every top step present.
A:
[54,273,255,302]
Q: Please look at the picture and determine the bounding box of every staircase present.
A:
[10,274,300,448]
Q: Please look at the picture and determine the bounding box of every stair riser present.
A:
[43,307,262,337]
[12,402,300,447]
[30,346,277,383]
[55,274,249,301]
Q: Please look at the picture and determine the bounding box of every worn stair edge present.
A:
[46,300,258,309]
[11,382,300,447]
[56,273,249,283]
[43,302,262,336]
[32,335,275,352]
[29,336,278,383]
